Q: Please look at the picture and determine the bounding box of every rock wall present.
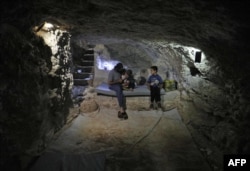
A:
[0,23,73,170]
[168,45,250,169]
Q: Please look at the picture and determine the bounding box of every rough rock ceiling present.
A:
[2,0,249,75]
[41,1,248,48]
[0,1,246,45]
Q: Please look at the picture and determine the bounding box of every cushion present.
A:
[95,82,165,97]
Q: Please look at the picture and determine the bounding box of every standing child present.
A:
[147,66,163,109]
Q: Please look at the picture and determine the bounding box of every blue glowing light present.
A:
[96,56,120,70]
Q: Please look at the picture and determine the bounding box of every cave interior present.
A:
[1,0,250,171]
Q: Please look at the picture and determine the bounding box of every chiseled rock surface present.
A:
[1,0,250,170]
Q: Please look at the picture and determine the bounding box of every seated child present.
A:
[122,69,136,91]
[120,69,128,90]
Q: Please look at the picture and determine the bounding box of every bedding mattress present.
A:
[95,83,165,97]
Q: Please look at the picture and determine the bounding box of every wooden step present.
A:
[81,60,94,66]
[73,79,89,86]
[82,54,94,61]
[73,73,92,79]
[75,66,94,73]
[85,49,94,54]
[87,45,95,48]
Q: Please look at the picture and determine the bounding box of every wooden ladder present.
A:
[73,45,95,86]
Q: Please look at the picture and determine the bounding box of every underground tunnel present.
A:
[1,0,250,171]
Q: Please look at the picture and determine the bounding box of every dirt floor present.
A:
[30,105,212,171]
